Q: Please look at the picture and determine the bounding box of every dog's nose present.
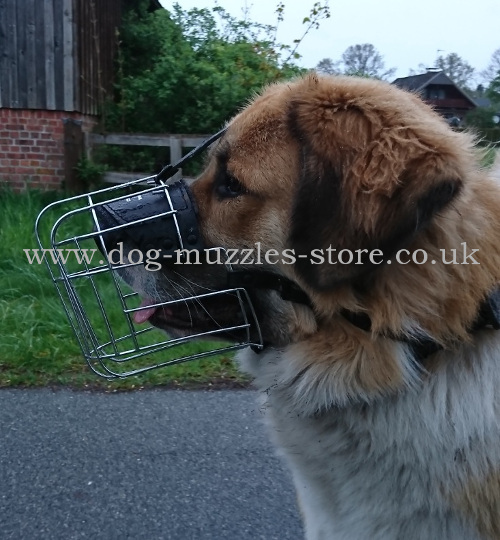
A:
[93,180,205,260]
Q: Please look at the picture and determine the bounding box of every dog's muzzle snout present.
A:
[94,179,204,260]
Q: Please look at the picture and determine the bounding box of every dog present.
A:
[123,74,500,539]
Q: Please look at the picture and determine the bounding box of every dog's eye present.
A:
[216,174,245,199]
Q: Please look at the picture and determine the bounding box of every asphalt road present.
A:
[0,388,303,540]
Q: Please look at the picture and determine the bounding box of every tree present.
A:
[316,57,339,75]
[481,48,500,84]
[434,52,475,90]
[488,72,500,104]
[99,1,329,171]
[464,70,500,142]
[316,44,396,80]
[281,2,330,64]
[105,2,331,135]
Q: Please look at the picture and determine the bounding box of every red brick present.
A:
[36,140,56,147]
[0,108,94,191]
[24,121,40,130]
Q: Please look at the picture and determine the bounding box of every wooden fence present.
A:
[0,0,121,114]
[88,132,210,184]
[81,128,500,190]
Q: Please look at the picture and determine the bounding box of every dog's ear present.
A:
[287,81,463,290]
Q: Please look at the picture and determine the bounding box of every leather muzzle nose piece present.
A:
[93,180,204,260]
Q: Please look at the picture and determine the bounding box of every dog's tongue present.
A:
[133,299,158,324]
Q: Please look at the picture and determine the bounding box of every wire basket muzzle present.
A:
[35,177,263,379]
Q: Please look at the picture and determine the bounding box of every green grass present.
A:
[0,188,248,390]
[481,146,499,168]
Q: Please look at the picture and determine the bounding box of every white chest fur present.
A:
[238,332,500,540]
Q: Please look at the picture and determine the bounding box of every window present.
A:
[427,87,445,100]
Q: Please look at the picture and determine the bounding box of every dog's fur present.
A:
[134,75,500,539]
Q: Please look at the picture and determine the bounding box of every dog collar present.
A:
[341,286,500,362]
[230,268,500,361]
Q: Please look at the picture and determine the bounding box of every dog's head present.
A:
[119,74,487,355]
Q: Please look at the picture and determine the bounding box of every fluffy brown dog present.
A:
[131,74,500,539]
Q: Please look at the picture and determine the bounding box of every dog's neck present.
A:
[340,285,500,362]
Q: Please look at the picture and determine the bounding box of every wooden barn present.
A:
[0,0,124,190]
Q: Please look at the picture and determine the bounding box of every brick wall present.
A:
[0,108,95,191]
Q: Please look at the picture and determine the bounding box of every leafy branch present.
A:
[281,2,330,65]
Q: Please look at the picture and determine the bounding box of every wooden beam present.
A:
[53,0,64,110]
[103,171,152,184]
[16,0,27,107]
[34,0,47,109]
[62,0,74,111]
[103,171,195,185]
[0,0,10,108]
[89,133,208,148]
[25,0,37,108]
[6,0,18,106]
[44,0,56,110]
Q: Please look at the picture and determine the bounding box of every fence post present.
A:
[63,118,84,192]
[169,136,182,181]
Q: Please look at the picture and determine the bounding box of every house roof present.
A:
[392,71,441,92]
[392,70,477,108]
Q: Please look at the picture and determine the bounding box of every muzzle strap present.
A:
[156,128,227,183]
[227,270,312,308]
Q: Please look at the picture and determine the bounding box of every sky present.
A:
[159,0,500,84]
